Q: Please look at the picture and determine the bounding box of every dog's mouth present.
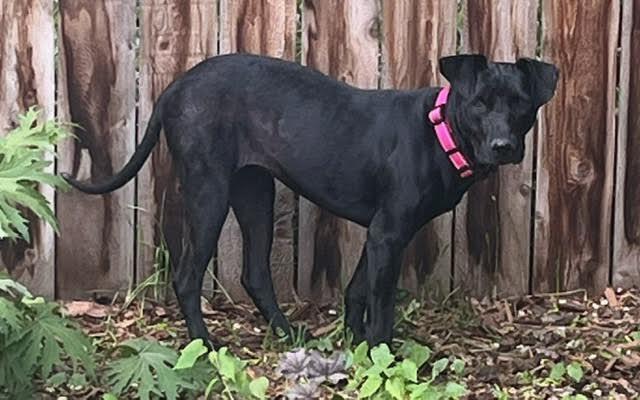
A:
[473,146,525,168]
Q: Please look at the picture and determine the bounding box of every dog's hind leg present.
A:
[230,166,291,336]
[172,164,230,346]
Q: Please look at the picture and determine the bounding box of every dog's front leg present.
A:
[363,209,414,346]
[345,247,367,341]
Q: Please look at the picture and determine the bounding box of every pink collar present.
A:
[427,87,473,178]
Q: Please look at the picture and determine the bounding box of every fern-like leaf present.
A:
[0,107,70,241]
[106,338,196,400]
[0,299,94,395]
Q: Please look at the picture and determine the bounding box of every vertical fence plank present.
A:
[217,0,297,302]
[534,1,618,294]
[136,0,217,290]
[297,0,379,302]
[0,0,55,297]
[454,0,538,298]
[613,0,640,288]
[381,0,456,298]
[56,0,135,299]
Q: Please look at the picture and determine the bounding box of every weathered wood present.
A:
[0,0,55,297]
[381,0,457,297]
[533,0,619,294]
[454,0,538,298]
[298,0,379,302]
[137,0,217,294]
[217,0,297,303]
[613,0,640,287]
[56,0,135,299]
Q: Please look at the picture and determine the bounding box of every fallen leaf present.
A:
[605,287,620,308]
[63,301,108,318]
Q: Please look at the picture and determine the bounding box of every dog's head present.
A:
[439,54,559,167]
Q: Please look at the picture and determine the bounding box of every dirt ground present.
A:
[57,287,640,399]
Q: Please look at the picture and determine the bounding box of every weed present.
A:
[0,107,70,241]
[344,341,467,399]
[126,197,172,308]
[104,338,207,400]
[0,276,95,398]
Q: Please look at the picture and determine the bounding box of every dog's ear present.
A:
[516,58,559,108]
[438,54,488,95]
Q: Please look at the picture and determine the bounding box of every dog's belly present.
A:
[239,152,377,227]
[236,130,378,227]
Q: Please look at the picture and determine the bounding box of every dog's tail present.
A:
[62,103,163,195]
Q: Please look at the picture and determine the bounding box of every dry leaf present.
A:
[605,287,620,308]
[63,301,108,318]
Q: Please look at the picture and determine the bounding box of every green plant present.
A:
[346,341,467,400]
[492,385,511,400]
[0,107,70,241]
[540,360,584,388]
[0,277,95,397]
[104,338,206,400]
[117,339,269,400]
[206,346,269,399]
[125,199,173,308]
[124,227,171,308]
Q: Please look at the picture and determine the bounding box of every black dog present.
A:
[63,54,558,347]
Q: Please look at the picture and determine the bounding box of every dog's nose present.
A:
[490,138,515,156]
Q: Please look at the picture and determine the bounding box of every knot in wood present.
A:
[519,183,532,196]
[566,151,594,185]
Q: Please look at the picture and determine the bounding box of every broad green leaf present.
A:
[385,376,405,400]
[398,359,418,382]
[451,359,465,375]
[370,344,394,369]
[353,341,370,367]
[0,298,94,396]
[444,382,468,398]
[0,278,31,298]
[106,338,191,400]
[400,341,431,368]
[174,339,208,370]
[0,107,70,241]
[46,371,67,387]
[408,383,438,400]
[359,375,383,398]
[0,297,22,334]
[217,347,238,381]
[102,394,118,400]
[567,362,584,383]
[549,362,566,382]
[431,358,449,381]
[249,376,269,399]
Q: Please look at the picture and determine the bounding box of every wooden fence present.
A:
[0,0,638,302]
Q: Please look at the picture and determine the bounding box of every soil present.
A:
[56,287,640,399]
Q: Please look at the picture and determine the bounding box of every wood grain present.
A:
[454,0,538,298]
[613,0,640,287]
[381,0,457,298]
[533,0,619,294]
[56,0,135,299]
[137,0,217,294]
[297,0,379,302]
[0,0,55,297]
[217,0,297,303]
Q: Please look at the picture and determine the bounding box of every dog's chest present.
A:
[417,183,467,223]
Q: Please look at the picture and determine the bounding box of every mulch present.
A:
[59,286,640,399]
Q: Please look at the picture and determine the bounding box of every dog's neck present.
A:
[440,88,496,182]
